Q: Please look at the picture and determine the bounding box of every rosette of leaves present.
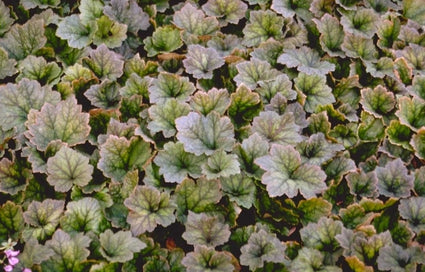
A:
[144,26,183,57]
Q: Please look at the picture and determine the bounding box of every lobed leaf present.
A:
[56,14,95,49]
[0,47,17,80]
[202,0,248,25]
[144,26,183,57]
[173,2,219,36]
[149,73,195,104]
[375,158,413,198]
[234,58,281,90]
[92,15,127,49]
[221,174,256,209]
[183,44,224,79]
[182,245,234,272]
[103,0,150,33]
[99,229,146,262]
[242,10,284,47]
[190,88,230,115]
[83,44,124,80]
[85,80,121,109]
[399,196,425,233]
[201,150,240,179]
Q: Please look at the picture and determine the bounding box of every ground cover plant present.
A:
[0,0,424,271]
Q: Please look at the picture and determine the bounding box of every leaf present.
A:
[207,33,243,57]
[324,155,356,182]
[408,75,425,100]
[255,144,327,198]
[79,0,104,25]
[0,201,24,242]
[357,111,385,141]
[291,248,342,272]
[294,72,336,113]
[17,55,62,86]
[120,73,151,99]
[403,0,425,25]
[0,1,13,35]
[202,150,240,179]
[0,19,46,60]
[60,197,108,234]
[375,158,413,198]
[346,170,378,198]
[341,33,378,60]
[340,8,380,38]
[411,127,425,160]
[92,15,127,49]
[21,0,59,9]
[124,186,176,235]
[297,198,332,225]
[296,133,344,165]
[190,88,230,115]
[396,96,425,132]
[360,85,394,117]
[183,45,224,79]
[103,0,150,33]
[228,84,262,127]
[182,245,234,272]
[144,26,183,57]
[99,229,146,263]
[98,136,152,182]
[414,166,425,196]
[42,229,91,272]
[154,142,206,183]
[56,14,95,49]
[278,46,335,76]
[0,47,17,80]
[234,58,281,90]
[300,218,343,264]
[242,10,284,47]
[399,196,425,233]
[46,146,93,192]
[149,73,195,104]
[240,229,287,271]
[202,0,248,25]
[17,238,54,269]
[221,174,256,209]
[364,57,394,78]
[175,111,235,156]
[173,2,219,36]
[235,133,269,178]
[377,243,424,272]
[83,44,124,80]
[22,199,64,241]
[85,80,121,109]
[313,14,345,57]
[175,178,222,222]
[0,158,31,195]
[377,17,401,49]
[252,111,303,146]
[257,74,296,103]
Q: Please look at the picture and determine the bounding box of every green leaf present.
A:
[85,80,121,109]
[201,149,240,179]
[182,245,234,272]
[250,39,284,66]
[221,174,256,209]
[0,158,31,195]
[120,73,151,100]
[403,0,425,25]
[22,199,64,241]
[46,146,93,192]
[144,26,183,57]
[79,0,104,25]
[175,111,235,156]
[252,111,302,146]
[60,197,108,234]
[234,58,281,90]
[386,120,413,151]
[399,197,425,233]
[296,133,344,165]
[340,8,379,38]
[0,1,13,35]
[408,75,425,100]
[396,96,425,132]
[17,55,62,86]
[342,33,378,60]
[242,10,284,47]
[0,19,46,60]
[324,155,356,182]
[278,46,335,76]
[175,178,222,222]
[255,144,327,198]
[42,229,91,272]
[412,127,425,160]
[257,74,296,103]
[300,218,343,264]
[149,73,195,104]
[375,158,413,198]
[0,201,24,242]
[291,248,342,272]
[183,45,224,79]
[93,15,127,49]
[357,112,385,141]
[173,2,219,36]
[190,88,230,115]
[148,99,190,138]
[98,136,152,182]
[83,44,124,80]
[294,72,336,113]
[414,166,425,196]
[208,33,243,57]
[56,14,95,49]
[346,170,378,198]
[240,229,287,271]
[313,14,345,57]
[364,57,394,78]
[182,211,231,247]
[202,0,248,25]
[377,17,400,49]
[297,198,332,225]
[0,47,17,80]
[377,243,425,272]
[99,229,146,262]
[154,142,206,183]
[17,238,54,269]
[103,0,150,33]
[271,0,312,19]
[229,84,262,127]
[360,85,395,118]
[124,186,176,235]
[235,133,269,178]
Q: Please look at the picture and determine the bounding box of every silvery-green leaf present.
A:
[364,57,394,78]
[403,0,425,25]
[207,34,243,57]
[182,245,234,272]
[309,0,334,18]
[377,243,425,272]
[17,55,62,86]
[294,72,335,113]
[250,39,284,66]
[190,88,230,115]
[0,158,32,196]
[277,46,335,76]
[240,229,287,271]
[21,0,60,9]
[395,44,425,73]
[175,111,235,156]
[255,144,327,198]
[257,74,296,103]
[79,0,104,25]
[0,79,60,133]
[313,14,345,57]
[346,170,378,198]
[340,8,380,38]
[149,73,195,104]
[201,150,240,179]
[386,120,413,151]
[324,155,356,182]
[291,247,342,272]
[183,45,224,79]
[154,142,206,183]
[0,201,24,242]
[408,75,425,100]
[414,166,425,196]
[144,26,183,57]
[120,73,151,99]
[92,15,127,49]
[357,111,385,141]
[83,44,124,80]
[202,0,248,25]
[27,96,90,151]
[377,17,400,49]
[229,84,262,127]
[341,33,378,60]
[399,196,425,233]
[0,19,46,60]
[0,1,13,35]
[235,133,269,178]
[173,2,219,36]
[46,146,93,192]
[411,127,425,160]
[0,47,17,80]
[17,238,54,269]
[103,0,150,33]
[296,133,344,165]
[252,111,303,146]
[182,211,231,247]
[234,58,281,90]
[271,0,313,19]
[124,185,176,235]
[396,96,425,132]
[148,99,190,138]
[375,158,413,198]
[242,10,284,47]
[99,229,146,263]
[221,174,256,209]
[85,80,121,109]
